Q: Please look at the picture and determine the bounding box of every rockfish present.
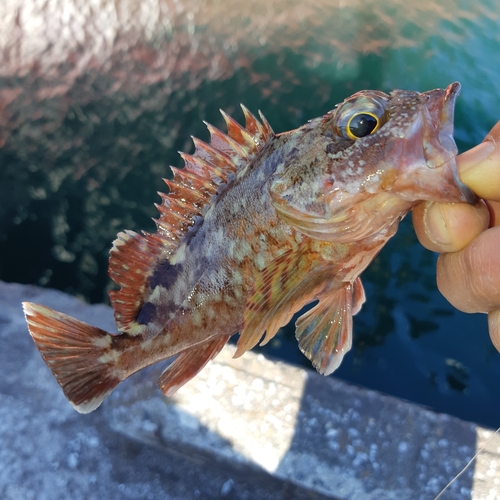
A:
[23,83,476,413]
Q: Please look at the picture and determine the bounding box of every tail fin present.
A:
[23,302,123,413]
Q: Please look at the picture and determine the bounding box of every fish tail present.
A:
[23,302,124,414]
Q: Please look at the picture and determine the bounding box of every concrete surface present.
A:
[1,280,499,500]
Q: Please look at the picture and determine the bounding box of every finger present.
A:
[487,200,500,226]
[412,121,500,252]
[489,310,500,353]
[412,200,489,253]
[457,120,500,202]
[436,226,500,313]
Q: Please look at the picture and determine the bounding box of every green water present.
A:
[1,0,499,426]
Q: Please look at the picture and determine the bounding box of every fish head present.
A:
[271,82,477,241]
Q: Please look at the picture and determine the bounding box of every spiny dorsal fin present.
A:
[109,107,274,333]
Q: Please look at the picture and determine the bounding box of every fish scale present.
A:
[23,84,477,413]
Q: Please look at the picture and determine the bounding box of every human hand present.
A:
[412,121,500,351]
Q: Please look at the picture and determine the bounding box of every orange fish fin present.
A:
[157,335,231,397]
[240,105,274,143]
[23,302,123,413]
[108,231,166,333]
[258,110,275,139]
[235,248,320,358]
[295,281,358,375]
[108,108,274,331]
[352,276,366,315]
[220,109,264,153]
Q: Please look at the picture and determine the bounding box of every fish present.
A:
[23,82,477,413]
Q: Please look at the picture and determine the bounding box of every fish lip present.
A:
[422,82,460,169]
[421,81,478,205]
[441,82,461,122]
[439,82,461,142]
[446,81,461,100]
[440,82,479,205]
[443,83,479,204]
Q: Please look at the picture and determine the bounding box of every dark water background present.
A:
[0,0,499,427]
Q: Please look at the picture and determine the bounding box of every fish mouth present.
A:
[436,82,478,205]
[422,82,459,170]
[391,82,479,206]
[440,82,461,135]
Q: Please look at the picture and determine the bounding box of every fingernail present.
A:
[424,200,490,252]
[457,141,495,173]
[424,202,452,247]
[459,141,500,202]
[485,121,500,146]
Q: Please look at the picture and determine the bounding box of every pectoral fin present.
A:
[235,248,322,358]
[352,276,366,315]
[296,278,364,375]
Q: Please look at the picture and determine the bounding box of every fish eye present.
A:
[346,112,380,139]
[333,93,389,141]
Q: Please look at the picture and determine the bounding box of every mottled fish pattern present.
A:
[23,83,476,413]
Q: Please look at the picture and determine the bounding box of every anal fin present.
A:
[295,278,364,376]
[158,335,230,397]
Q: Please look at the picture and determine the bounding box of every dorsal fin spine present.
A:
[108,107,273,333]
[155,202,194,226]
[150,220,179,241]
[152,209,177,234]
[172,169,218,195]
[179,152,228,184]
[191,137,237,173]
[220,109,258,151]
[204,122,249,160]
[173,167,216,189]
[163,180,206,208]
[258,110,274,138]
[157,191,200,215]
[240,105,264,139]
[158,193,201,219]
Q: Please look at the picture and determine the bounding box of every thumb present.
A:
[436,226,500,313]
[489,310,500,352]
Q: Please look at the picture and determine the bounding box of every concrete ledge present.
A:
[106,347,499,500]
[1,281,499,499]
